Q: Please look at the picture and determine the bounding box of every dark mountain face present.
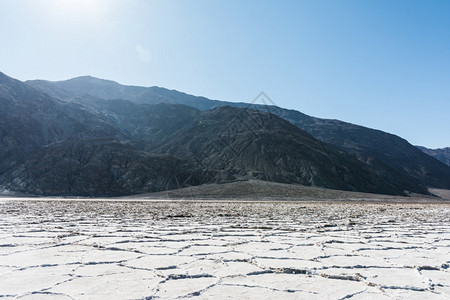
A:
[151,106,426,195]
[1,72,212,196]
[0,72,123,176]
[1,139,209,196]
[417,146,450,167]
[280,115,450,189]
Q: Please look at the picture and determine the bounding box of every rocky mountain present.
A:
[0,72,209,195]
[2,139,208,196]
[417,146,450,167]
[28,75,450,190]
[151,106,426,195]
[2,71,448,196]
[0,72,122,177]
[275,111,450,189]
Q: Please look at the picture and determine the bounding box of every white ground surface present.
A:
[0,199,449,299]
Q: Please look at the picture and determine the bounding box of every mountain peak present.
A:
[62,75,120,85]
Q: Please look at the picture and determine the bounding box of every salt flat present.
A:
[0,199,449,299]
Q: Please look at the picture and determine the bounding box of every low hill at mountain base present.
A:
[124,180,449,202]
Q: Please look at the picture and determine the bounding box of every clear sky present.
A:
[1,0,449,148]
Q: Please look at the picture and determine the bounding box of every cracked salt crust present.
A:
[0,199,449,299]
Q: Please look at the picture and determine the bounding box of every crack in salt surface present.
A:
[220,282,319,296]
[338,288,367,299]
[17,291,76,300]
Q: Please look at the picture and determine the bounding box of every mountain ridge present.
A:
[417,146,450,167]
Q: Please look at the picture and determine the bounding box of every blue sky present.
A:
[1,0,449,148]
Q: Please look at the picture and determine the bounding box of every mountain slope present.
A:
[1,72,211,196]
[417,146,450,167]
[80,99,202,146]
[2,139,209,196]
[0,72,123,176]
[275,111,450,189]
[151,106,426,196]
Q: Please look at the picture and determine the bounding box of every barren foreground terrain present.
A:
[0,199,449,299]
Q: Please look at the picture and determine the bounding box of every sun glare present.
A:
[51,0,107,14]
[41,0,115,31]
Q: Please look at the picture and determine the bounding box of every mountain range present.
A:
[1,71,449,197]
[417,146,450,167]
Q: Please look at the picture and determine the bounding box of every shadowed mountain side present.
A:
[1,72,213,196]
[151,106,427,196]
[417,146,450,167]
[1,139,211,196]
[28,75,450,189]
[0,72,123,176]
[275,110,450,189]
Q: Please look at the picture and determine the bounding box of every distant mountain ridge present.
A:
[28,76,147,101]
[417,146,450,167]
[0,71,448,196]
